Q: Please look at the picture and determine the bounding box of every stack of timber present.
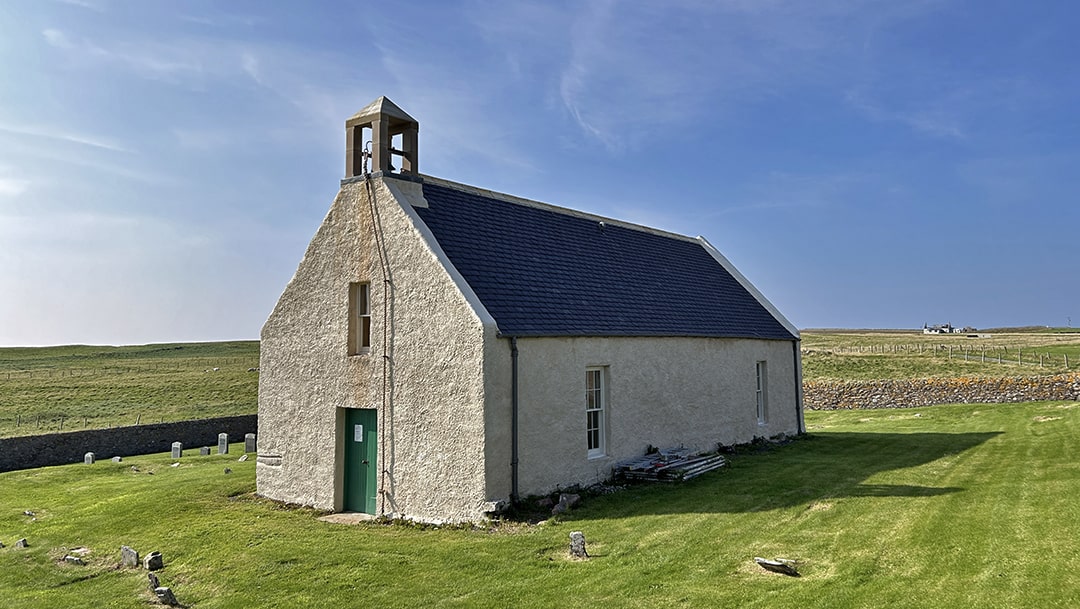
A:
[615,448,727,482]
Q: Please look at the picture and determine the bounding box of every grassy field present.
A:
[0,342,259,437]
[802,330,1080,381]
[3,331,1079,436]
[2,402,1078,608]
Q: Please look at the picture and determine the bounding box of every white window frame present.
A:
[755,360,768,425]
[348,282,371,355]
[585,367,606,459]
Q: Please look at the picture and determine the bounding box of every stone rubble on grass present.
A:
[551,492,581,515]
[147,572,160,590]
[15,538,28,548]
[224,467,232,474]
[238,454,248,462]
[112,456,123,463]
[63,555,85,565]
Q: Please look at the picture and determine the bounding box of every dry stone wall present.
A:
[804,374,1080,410]
[0,415,256,473]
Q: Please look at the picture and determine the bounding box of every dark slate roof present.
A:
[411,179,796,340]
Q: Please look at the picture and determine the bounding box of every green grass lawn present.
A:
[0,342,258,437]
[2,402,1078,608]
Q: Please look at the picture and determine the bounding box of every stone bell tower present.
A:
[344,96,419,178]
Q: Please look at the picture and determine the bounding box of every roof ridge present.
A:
[418,174,702,245]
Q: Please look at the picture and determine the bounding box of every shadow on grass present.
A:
[578,431,1002,517]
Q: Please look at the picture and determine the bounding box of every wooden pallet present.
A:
[615,449,727,482]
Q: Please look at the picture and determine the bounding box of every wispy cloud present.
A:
[55,0,105,11]
[476,0,952,150]
[844,87,967,140]
[41,27,204,84]
[0,121,130,153]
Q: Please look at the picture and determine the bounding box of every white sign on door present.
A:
[354,424,364,442]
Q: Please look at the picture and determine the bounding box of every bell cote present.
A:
[345,96,419,178]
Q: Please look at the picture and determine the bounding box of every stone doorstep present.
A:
[317,512,378,525]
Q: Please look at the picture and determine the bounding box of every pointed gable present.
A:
[411,180,796,340]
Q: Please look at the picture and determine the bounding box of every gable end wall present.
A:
[257,177,492,523]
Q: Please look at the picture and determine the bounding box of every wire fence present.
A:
[804,344,1074,369]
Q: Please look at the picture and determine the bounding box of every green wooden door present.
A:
[343,409,378,514]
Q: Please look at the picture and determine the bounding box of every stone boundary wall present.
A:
[0,415,256,473]
[804,374,1080,410]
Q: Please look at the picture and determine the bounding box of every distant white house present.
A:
[923,323,976,335]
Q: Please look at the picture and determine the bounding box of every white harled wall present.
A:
[509,336,799,497]
[257,176,495,523]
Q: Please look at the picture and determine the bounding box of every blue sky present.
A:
[1,0,1077,346]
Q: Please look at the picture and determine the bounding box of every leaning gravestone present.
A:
[218,433,229,455]
[200,446,211,456]
[15,538,28,548]
[569,531,588,558]
[144,551,164,571]
[147,571,160,590]
[121,545,139,568]
[171,442,183,459]
[244,433,257,453]
[154,587,179,606]
[84,452,95,465]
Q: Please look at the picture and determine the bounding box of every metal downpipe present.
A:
[510,336,519,503]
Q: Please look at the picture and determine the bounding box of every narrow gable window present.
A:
[755,360,768,425]
[586,367,606,458]
[348,282,371,355]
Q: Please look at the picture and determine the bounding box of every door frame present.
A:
[338,407,378,514]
